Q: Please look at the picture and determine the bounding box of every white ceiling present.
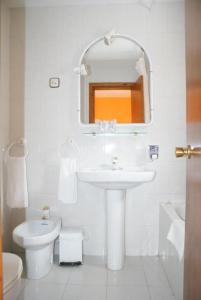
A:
[6,0,184,8]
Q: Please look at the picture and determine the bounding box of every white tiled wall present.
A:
[10,2,187,255]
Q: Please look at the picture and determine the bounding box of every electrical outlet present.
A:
[49,77,60,88]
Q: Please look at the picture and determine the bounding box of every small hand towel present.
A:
[167,219,185,260]
[58,158,77,204]
[6,156,28,208]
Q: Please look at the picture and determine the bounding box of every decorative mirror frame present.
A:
[76,33,153,134]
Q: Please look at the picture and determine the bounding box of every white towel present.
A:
[6,156,28,208]
[167,219,185,260]
[58,158,77,204]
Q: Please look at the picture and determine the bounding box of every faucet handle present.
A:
[112,156,118,164]
[111,156,123,170]
[42,206,50,220]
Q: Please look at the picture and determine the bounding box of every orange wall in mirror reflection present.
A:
[95,90,132,123]
[89,80,145,124]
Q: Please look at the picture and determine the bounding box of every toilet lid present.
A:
[3,252,23,294]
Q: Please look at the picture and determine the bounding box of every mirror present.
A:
[78,33,152,133]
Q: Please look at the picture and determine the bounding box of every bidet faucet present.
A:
[42,206,50,220]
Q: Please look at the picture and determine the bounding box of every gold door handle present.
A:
[175,145,201,159]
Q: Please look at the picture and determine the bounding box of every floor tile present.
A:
[17,281,66,300]
[16,256,179,300]
[40,263,73,284]
[14,278,29,300]
[84,255,106,266]
[20,278,30,287]
[149,286,176,300]
[125,256,143,267]
[107,263,147,286]
[69,264,107,285]
[142,256,170,288]
[62,284,107,300]
[107,285,150,300]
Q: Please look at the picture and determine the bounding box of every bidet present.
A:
[13,217,61,279]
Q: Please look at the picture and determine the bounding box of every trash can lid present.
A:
[60,227,83,240]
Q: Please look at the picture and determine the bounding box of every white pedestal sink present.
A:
[77,168,155,270]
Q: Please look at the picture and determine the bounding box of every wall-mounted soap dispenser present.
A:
[149,145,159,160]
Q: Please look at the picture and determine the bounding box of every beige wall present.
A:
[0,0,11,251]
[0,4,25,253]
[9,8,26,254]
[9,8,25,142]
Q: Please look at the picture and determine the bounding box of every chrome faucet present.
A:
[111,156,119,170]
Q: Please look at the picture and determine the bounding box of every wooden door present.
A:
[0,222,2,300]
[131,76,144,123]
[184,1,201,299]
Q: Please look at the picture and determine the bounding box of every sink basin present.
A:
[77,168,155,189]
[77,167,155,271]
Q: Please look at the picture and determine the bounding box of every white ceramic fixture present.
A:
[77,168,155,270]
[13,217,61,279]
[78,168,154,189]
[3,252,23,300]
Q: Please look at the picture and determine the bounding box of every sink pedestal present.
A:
[106,190,126,270]
[77,169,155,271]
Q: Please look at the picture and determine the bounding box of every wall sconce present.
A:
[104,29,116,46]
[139,0,154,9]
[73,64,88,76]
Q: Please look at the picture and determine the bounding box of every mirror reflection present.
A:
[80,35,151,125]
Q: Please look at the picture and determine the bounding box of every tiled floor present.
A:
[17,256,175,300]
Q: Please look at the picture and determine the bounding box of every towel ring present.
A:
[3,138,28,162]
[58,138,80,158]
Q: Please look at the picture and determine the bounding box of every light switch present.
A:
[49,77,60,88]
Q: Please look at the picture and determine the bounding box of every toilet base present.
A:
[26,242,54,279]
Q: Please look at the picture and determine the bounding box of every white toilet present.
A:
[13,217,61,279]
[3,252,23,300]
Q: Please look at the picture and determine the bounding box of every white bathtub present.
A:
[159,203,185,300]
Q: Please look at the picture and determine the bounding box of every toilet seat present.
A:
[3,253,23,294]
